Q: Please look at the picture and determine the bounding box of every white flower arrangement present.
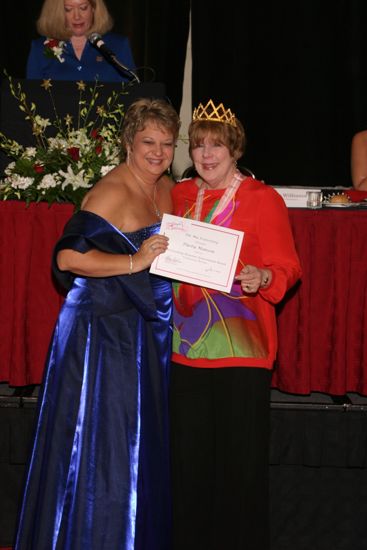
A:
[0,75,126,206]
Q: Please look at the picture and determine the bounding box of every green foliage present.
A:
[0,74,127,207]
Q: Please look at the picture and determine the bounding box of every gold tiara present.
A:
[192,99,237,127]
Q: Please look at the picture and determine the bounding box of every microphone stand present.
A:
[108,55,141,84]
[88,33,141,84]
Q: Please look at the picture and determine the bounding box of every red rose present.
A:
[33,164,45,174]
[67,147,80,161]
[95,144,102,155]
[91,128,103,142]
[47,39,59,48]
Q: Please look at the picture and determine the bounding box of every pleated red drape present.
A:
[0,201,74,386]
[1,201,367,394]
[273,208,367,395]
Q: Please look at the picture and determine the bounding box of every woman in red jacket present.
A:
[170,99,302,550]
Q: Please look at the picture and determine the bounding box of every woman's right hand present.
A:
[133,234,169,271]
[57,234,168,277]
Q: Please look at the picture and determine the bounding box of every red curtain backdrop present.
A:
[1,201,367,395]
[0,201,74,386]
[273,207,367,395]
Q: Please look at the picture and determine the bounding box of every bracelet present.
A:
[128,254,133,275]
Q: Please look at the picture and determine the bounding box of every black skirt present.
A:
[169,363,271,550]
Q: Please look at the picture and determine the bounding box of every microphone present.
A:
[88,33,140,83]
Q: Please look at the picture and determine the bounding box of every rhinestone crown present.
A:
[192,99,237,127]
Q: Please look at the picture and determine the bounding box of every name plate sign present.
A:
[273,186,322,208]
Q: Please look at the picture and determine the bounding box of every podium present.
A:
[0,78,166,173]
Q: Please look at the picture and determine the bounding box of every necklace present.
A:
[193,169,243,222]
[127,164,162,220]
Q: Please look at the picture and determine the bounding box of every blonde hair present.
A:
[188,118,246,161]
[121,98,181,158]
[36,0,113,40]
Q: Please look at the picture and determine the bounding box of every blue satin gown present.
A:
[14,211,172,550]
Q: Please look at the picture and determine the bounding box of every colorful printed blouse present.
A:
[171,176,302,369]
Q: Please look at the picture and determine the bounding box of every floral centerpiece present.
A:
[0,74,127,207]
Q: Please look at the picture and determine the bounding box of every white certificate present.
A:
[150,214,244,293]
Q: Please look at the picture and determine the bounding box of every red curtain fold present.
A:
[0,201,74,386]
[273,209,367,395]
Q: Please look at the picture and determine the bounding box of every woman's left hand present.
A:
[235,265,268,294]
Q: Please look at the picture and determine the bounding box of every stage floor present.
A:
[2,385,367,549]
[2,382,367,406]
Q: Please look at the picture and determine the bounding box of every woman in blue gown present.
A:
[14,98,181,550]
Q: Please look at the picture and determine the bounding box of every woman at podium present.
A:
[26,0,135,82]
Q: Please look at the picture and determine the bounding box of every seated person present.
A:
[351,130,367,190]
[27,0,135,83]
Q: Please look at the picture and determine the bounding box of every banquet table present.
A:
[273,206,367,395]
[1,200,367,394]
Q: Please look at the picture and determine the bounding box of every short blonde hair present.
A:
[36,0,113,40]
[120,98,181,158]
[188,118,246,161]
